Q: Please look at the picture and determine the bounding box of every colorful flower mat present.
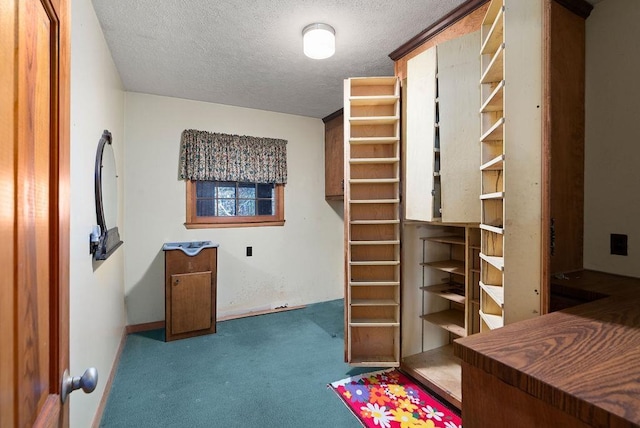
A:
[329,369,462,428]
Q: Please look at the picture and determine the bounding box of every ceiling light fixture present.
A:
[302,23,335,59]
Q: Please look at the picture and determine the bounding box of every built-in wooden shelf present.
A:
[480,43,505,84]
[422,260,466,276]
[480,154,505,171]
[479,281,504,307]
[480,117,505,142]
[350,95,399,106]
[350,116,400,126]
[349,137,399,145]
[351,299,399,306]
[350,281,400,287]
[422,235,465,246]
[350,240,400,246]
[480,224,504,235]
[350,318,399,327]
[481,7,504,55]
[422,283,466,304]
[350,199,400,204]
[349,178,400,184]
[401,345,462,409]
[421,309,466,337]
[479,253,505,271]
[479,310,503,330]
[350,157,400,164]
[480,80,505,113]
[480,191,505,200]
[350,219,400,225]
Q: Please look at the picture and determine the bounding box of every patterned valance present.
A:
[179,129,287,184]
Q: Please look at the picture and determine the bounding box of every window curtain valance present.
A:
[179,129,288,184]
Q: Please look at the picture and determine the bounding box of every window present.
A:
[179,129,287,228]
[186,180,284,228]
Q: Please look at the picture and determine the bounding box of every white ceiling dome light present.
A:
[302,23,335,59]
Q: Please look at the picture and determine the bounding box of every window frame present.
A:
[185,180,285,228]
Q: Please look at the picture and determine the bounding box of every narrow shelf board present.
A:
[401,345,461,410]
[349,157,400,164]
[422,235,465,246]
[349,116,399,125]
[351,299,398,306]
[470,298,480,305]
[349,137,399,145]
[480,43,505,84]
[480,117,505,142]
[350,76,398,87]
[480,281,504,307]
[433,171,440,177]
[350,95,399,106]
[470,268,480,274]
[479,191,504,200]
[479,253,505,271]
[350,281,400,287]
[421,309,466,337]
[349,178,400,184]
[481,6,504,55]
[480,154,505,171]
[351,357,400,368]
[350,219,400,225]
[349,199,400,204]
[482,0,503,28]
[350,240,400,246]
[421,260,465,276]
[480,310,504,330]
[480,80,505,113]
[350,318,399,327]
[421,283,466,304]
[349,260,400,266]
[470,245,481,250]
[480,223,504,234]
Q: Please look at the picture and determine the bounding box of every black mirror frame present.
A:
[91,130,123,260]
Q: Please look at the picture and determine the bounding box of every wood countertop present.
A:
[454,270,640,427]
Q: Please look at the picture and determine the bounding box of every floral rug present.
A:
[329,369,462,428]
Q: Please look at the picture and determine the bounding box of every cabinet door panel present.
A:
[405,46,438,221]
[439,31,482,223]
[170,271,212,335]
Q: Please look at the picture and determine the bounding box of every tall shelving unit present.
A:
[344,77,401,367]
[479,0,506,332]
[478,0,545,330]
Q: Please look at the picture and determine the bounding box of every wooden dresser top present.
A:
[455,270,640,427]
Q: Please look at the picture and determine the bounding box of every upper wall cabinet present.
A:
[404,32,481,224]
[324,110,344,200]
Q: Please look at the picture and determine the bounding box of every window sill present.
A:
[184,220,285,229]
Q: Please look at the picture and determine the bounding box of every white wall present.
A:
[70,0,126,426]
[584,0,640,277]
[123,93,344,324]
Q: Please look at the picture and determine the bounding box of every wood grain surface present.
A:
[456,270,640,427]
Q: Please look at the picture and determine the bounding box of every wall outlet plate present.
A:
[610,233,628,256]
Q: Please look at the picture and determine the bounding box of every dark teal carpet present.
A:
[100,299,376,427]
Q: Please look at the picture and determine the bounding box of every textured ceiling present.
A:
[93,0,603,119]
[92,0,468,118]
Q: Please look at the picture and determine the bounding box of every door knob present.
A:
[61,367,98,403]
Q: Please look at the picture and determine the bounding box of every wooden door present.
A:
[0,0,71,426]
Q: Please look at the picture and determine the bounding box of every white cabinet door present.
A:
[405,46,438,222]
[439,31,481,223]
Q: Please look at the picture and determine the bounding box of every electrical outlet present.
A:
[610,234,628,256]
[246,246,252,257]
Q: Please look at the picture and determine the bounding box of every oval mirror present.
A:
[92,130,123,260]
